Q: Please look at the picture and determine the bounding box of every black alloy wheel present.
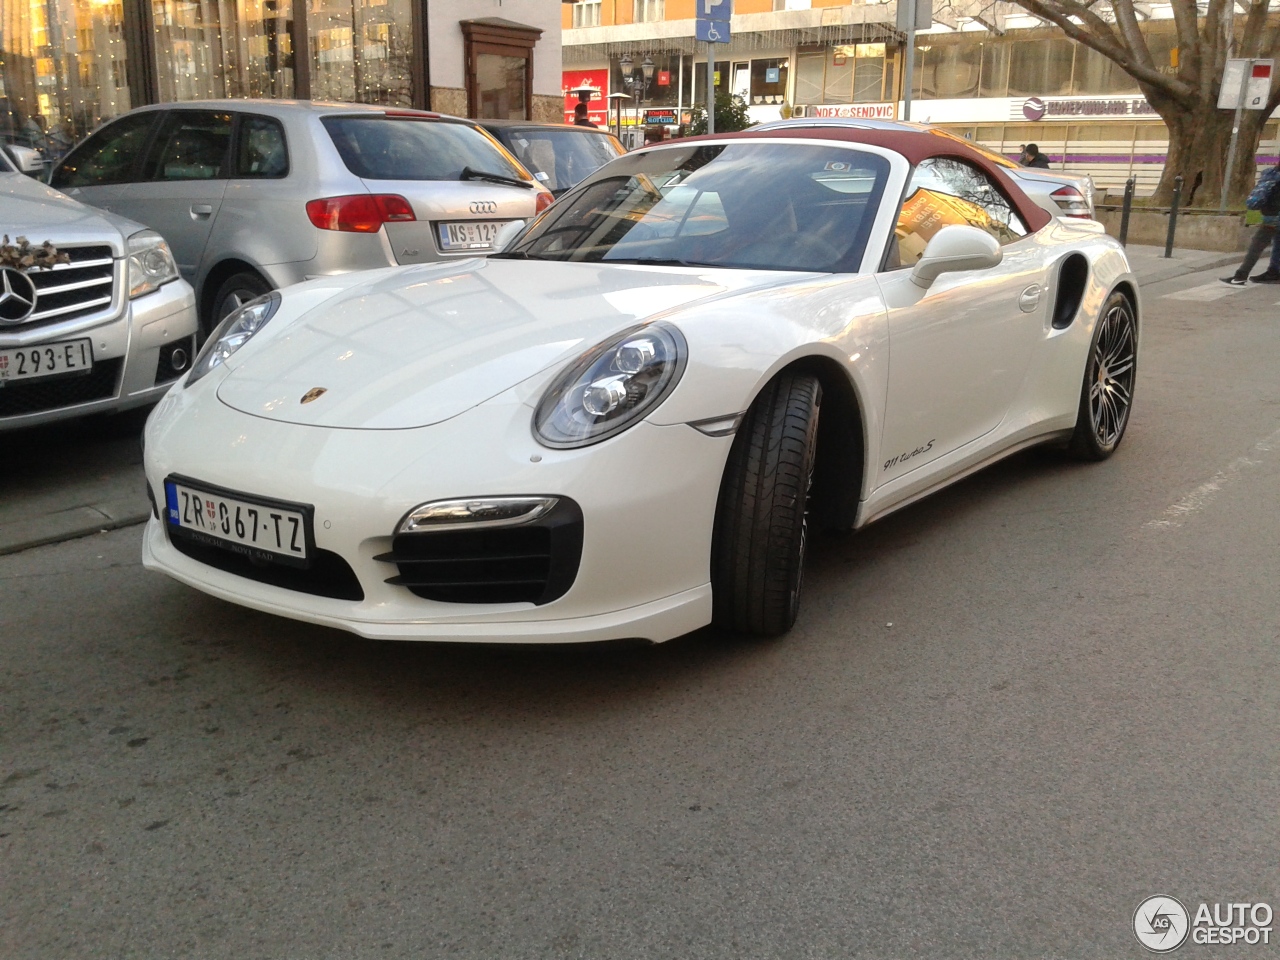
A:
[711,372,822,637]
[1069,290,1137,460]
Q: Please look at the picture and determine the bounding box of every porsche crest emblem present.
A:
[300,387,328,404]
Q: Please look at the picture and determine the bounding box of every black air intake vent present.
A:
[377,498,583,605]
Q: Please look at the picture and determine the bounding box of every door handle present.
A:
[190,203,213,219]
[1018,284,1041,313]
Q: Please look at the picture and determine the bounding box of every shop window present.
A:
[153,0,294,102]
[310,0,413,106]
[462,19,541,121]
[572,1,602,28]
[979,42,1009,98]
[750,59,789,105]
[142,111,233,182]
[692,61,730,102]
[794,52,824,105]
[634,0,665,23]
[1008,38,1074,98]
[1073,44,1139,95]
[852,44,885,102]
[894,157,1026,267]
[824,48,854,102]
[0,0,132,152]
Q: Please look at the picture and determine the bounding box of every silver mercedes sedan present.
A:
[50,101,554,334]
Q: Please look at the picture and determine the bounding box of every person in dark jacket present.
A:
[1222,163,1280,285]
[573,103,597,128]
[1020,143,1051,169]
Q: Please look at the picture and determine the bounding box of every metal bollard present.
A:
[1163,175,1184,259]
[1118,176,1136,247]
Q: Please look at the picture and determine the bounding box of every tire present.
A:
[711,372,822,637]
[206,271,271,338]
[1068,290,1137,461]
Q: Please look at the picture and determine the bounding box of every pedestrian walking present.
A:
[1221,162,1280,285]
[573,103,597,128]
[1020,143,1051,169]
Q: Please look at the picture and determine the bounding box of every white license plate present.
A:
[438,221,506,251]
[0,339,93,382]
[164,479,311,564]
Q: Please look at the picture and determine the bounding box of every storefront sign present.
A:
[809,103,895,120]
[658,70,671,86]
[562,69,609,125]
[1018,96,1159,121]
[645,109,678,126]
[765,68,780,84]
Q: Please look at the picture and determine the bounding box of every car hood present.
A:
[0,172,128,253]
[216,258,806,430]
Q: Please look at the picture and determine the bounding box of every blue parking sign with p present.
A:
[701,0,731,19]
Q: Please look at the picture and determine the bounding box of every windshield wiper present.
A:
[602,257,723,268]
[460,165,533,189]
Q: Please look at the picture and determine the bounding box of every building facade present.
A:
[0,0,565,157]
[562,0,1280,193]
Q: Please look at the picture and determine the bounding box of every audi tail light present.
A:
[535,190,554,214]
[1050,186,1092,219]
[306,194,417,233]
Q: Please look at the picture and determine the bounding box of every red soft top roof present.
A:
[672,126,1052,233]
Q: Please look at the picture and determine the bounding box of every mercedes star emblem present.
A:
[0,267,37,324]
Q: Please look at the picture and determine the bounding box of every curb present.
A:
[0,498,151,557]
[1132,254,1240,286]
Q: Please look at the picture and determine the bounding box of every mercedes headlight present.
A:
[127,230,179,298]
[185,291,281,387]
[534,323,687,448]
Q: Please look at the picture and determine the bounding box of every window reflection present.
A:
[310,0,413,106]
[153,0,294,102]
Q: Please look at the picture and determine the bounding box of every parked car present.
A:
[0,146,197,431]
[473,120,625,197]
[50,101,554,333]
[754,117,1097,220]
[141,125,1138,644]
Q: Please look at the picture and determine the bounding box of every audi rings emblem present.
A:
[469,200,498,215]
[0,267,37,324]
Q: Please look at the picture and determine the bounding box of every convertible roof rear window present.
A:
[505,142,890,273]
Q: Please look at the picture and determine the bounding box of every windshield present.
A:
[322,116,530,182]
[505,142,890,273]
[495,127,624,194]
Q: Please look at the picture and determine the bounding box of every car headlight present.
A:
[534,322,687,448]
[185,291,281,388]
[127,230,179,298]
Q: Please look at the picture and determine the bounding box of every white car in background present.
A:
[141,126,1137,644]
[754,117,1097,220]
[0,148,197,430]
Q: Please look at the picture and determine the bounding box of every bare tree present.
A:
[1003,0,1280,205]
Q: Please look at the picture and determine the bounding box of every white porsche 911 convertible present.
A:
[141,126,1138,643]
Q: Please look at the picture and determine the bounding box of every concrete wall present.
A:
[1097,210,1253,253]
[429,0,563,99]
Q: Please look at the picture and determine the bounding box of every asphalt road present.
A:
[3,266,1279,959]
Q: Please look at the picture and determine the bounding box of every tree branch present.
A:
[1111,0,1155,69]
[1009,0,1193,100]
[1167,0,1203,89]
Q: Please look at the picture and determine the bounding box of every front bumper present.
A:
[0,279,198,430]
[141,383,729,643]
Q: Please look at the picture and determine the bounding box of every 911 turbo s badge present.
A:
[884,439,935,473]
[300,387,328,404]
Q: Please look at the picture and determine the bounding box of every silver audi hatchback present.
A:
[51,101,553,333]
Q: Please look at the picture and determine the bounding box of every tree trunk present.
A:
[1148,87,1270,208]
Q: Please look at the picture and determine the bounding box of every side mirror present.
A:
[5,145,46,179]
[910,224,1003,288]
[492,219,526,253]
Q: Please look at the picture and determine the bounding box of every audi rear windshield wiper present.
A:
[460,166,533,189]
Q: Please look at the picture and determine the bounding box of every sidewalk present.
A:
[0,244,1245,558]
[1121,243,1240,285]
